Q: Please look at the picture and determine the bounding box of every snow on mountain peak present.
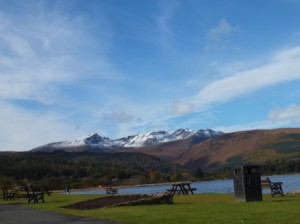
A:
[84,133,111,146]
[41,128,222,149]
[49,133,111,148]
[116,128,222,148]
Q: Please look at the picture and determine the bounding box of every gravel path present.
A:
[0,204,123,224]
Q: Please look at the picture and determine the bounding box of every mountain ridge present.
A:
[31,128,222,152]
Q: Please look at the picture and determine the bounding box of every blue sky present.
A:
[1,0,300,151]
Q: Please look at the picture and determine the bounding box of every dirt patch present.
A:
[63,194,173,210]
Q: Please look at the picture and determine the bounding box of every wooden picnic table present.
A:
[167,181,196,195]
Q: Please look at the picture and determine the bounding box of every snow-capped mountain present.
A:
[34,128,222,150]
[115,129,222,147]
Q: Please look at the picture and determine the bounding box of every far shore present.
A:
[64,180,201,193]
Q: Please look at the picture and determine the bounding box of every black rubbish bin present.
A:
[233,165,262,202]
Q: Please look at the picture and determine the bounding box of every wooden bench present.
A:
[1,186,15,200]
[24,185,45,204]
[261,177,284,197]
[105,187,118,195]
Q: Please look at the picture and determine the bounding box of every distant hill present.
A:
[176,128,300,170]
[31,128,300,171]
[115,128,300,171]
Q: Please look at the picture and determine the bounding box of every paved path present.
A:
[0,204,123,224]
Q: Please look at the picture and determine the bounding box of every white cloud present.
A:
[0,3,121,104]
[0,100,82,151]
[273,46,300,61]
[0,13,72,102]
[172,99,194,115]
[154,0,178,49]
[269,104,300,121]
[207,19,238,41]
[102,108,142,124]
[214,117,296,134]
[194,46,300,107]
[205,19,240,52]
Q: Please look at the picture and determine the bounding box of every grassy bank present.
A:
[3,193,300,224]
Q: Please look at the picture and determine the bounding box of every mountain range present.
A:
[32,128,222,151]
[32,128,300,171]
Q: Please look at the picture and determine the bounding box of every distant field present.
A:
[3,193,300,224]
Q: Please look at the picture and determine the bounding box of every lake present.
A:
[71,174,300,195]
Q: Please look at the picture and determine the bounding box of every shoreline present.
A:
[68,181,198,193]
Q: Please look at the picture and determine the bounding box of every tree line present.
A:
[202,158,300,180]
[2,151,297,190]
[0,151,197,190]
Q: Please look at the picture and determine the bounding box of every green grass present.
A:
[3,193,300,224]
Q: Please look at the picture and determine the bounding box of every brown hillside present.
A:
[177,128,300,170]
[121,136,199,161]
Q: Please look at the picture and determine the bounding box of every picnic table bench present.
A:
[105,187,118,195]
[1,186,15,200]
[167,181,196,195]
[261,177,284,197]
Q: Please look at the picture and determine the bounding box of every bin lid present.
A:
[234,165,260,173]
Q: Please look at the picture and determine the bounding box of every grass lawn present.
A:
[3,193,300,224]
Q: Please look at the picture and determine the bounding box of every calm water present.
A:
[72,174,300,195]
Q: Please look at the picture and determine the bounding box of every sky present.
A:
[1,0,300,151]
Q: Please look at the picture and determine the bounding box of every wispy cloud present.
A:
[194,46,300,107]
[0,2,120,104]
[154,0,178,49]
[269,104,300,121]
[0,100,79,150]
[102,108,142,124]
[205,18,240,51]
[156,10,173,37]
[0,10,73,103]
[172,99,194,115]
[207,19,238,41]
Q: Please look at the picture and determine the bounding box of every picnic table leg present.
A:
[180,184,185,195]
[186,183,194,194]
[178,184,184,195]
[170,185,176,194]
[175,185,181,195]
[182,184,189,195]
